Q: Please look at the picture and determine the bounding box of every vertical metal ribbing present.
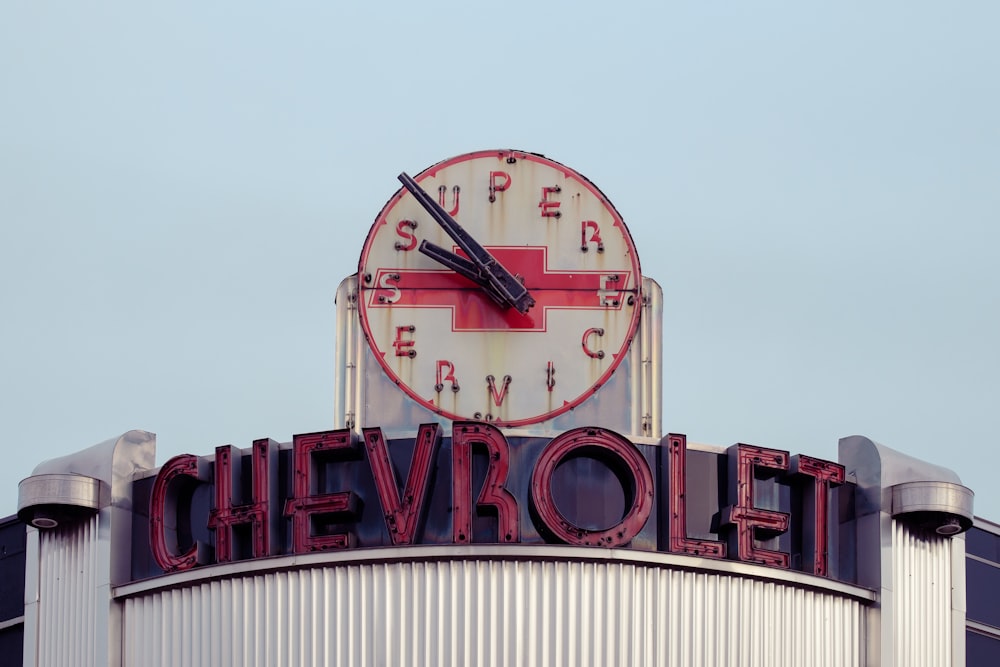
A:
[121,557,865,667]
[36,515,99,667]
[893,521,953,667]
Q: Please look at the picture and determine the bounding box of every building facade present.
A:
[4,149,998,666]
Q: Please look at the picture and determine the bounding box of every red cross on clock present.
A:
[357,149,642,428]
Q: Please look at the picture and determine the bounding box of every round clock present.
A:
[357,149,642,428]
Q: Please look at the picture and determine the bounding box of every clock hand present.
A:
[398,172,535,315]
[395,192,509,303]
[418,239,513,308]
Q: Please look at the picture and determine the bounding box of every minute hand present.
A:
[397,172,535,314]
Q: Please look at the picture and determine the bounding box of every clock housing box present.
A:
[335,274,662,439]
[338,150,663,439]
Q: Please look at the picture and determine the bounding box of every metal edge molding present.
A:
[890,480,975,535]
[112,544,877,603]
[17,473,103,529]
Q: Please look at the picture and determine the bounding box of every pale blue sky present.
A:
[2,3,998,519]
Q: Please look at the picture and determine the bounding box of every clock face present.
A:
[357,149,642,428]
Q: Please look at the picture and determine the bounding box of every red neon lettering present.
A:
[580,220,603,252]
[539,186,561,218]
[452,422,519,544]
[598,274,624,307]
[488,171,511,202]
[368,246,625,332]
[666,434,726,558]
[364,424,441,545]
[435,360,458,392]
[393,325,416,358]
[394,219,418,251]
[790,454,845,576]
[374,271,402,304]
[530,427,654,547]
[283,429,361,552]
[142,427,849,578]
[581,327,604,359]
[722,444,790,568]
[207,439,274,563]
[149,454,211,572]
[486,374,511,406]
[437,184,460,216]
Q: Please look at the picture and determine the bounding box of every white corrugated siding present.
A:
[893,521,953,666]
[35,515,100,667]
[122,557,863,667]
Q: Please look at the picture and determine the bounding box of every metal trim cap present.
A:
[17,473,103,529]
[890,480,974,535]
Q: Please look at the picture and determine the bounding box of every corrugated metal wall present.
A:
[34,516,100,667]
[893,522,953,666]
[122,557,864,667]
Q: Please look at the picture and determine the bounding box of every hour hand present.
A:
[418,239,512,308]
[398,172,535,314]
[417,240,482,285]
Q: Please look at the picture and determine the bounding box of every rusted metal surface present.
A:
[356,150,642,429]
[451,422,518,545]
[207,439,275,563]
[667,434,726,558]
[530,427,654,547]
[150,454,211,572]
[364,423,441,545]
[722,444,791,568]
[334,275,663,439]
[283,430,361,553]
[789,454,845,576]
